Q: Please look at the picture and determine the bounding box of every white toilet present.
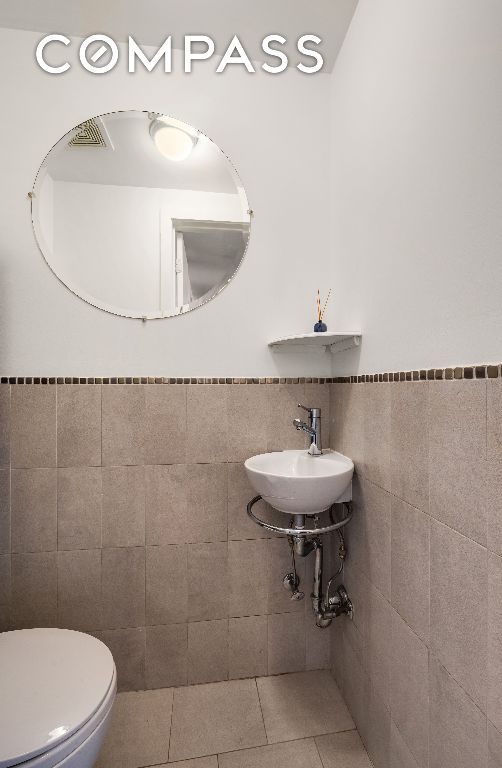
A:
[0,628,116,768]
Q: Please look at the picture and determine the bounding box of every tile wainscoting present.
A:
[0,381,332,690]
[328,378,502,768]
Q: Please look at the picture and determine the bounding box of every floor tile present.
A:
[257,670,355,744]
[218,738,323,767]
[96,689,173,768]
[168,678,267,762]
[315,731,373,768]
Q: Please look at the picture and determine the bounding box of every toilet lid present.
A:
[0,629,115,768]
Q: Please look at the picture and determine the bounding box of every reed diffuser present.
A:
[314,288,331,332]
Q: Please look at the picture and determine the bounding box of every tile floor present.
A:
[96,670,372,767]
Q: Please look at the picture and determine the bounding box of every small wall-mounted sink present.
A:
[244,450,354,515]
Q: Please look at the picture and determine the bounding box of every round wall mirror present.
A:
[31,110,251,318]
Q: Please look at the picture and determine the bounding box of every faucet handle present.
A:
[298,403,321,418]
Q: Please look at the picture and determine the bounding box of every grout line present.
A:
[253,676,269,744]
[313,735,326,767]
[166,687,175,763]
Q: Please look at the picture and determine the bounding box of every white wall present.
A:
[329,0,502,375]
[0,28,333,376]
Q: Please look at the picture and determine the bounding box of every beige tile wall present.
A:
[329,379,502,768]
[0,382,332,690]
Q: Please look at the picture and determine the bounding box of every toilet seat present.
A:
[0,629,116,768]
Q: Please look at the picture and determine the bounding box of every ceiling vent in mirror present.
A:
[68,118,110,149]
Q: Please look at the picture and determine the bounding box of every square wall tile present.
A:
[228,463,270,541]
[0,604,10,631]
[352,477,392,600]
[57,549,102,630]
[429,657,487,768]
[229,615,267,679]
[11,552,57,628]
[266,384,307,452]
[146,544,187,625]
[488,379,502,462]
[340,385,365,469]
[11,386,56,468]
[0,386,10,468]
[57,385,101,467]
[188,619,229,684]
[227,385,268,462]
[228,539,268,617]
[186,385,228,463]
[267,612,305,675]
[430,520,487,711]
[428,380,486,459]
[306,620,331,671]
[488,552,502,732]
[362,383,391,489]
[57,467,102,550]
[257,670,354,743]
[429,454,487,545]
[169,678,266,761]
[102,385,145,466]
[95,627,145,691]
[485,461,502,557]
[391,497,430,643]
[188,542,228,621]
[144,384,186,465]
[364,585,393,706]
[0,469,10,554]
[145,464,188,546]
[185,464,227,544]
[390,382,428,511]
[147,462,229,545]
[145,623,187,689]
[11,468,57,553]
[390,721,421,768]
[266,537,306,614]
[343,566,369,641]
[102,466,145,547]
[329,383,346,453]
[488,722,502,768]
[390,612,429,768]
[95,689,172,768]
[102,547,145,629]
[341,628,369,734]
[364,683,391,768]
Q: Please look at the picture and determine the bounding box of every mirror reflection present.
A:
[32,111,251,318]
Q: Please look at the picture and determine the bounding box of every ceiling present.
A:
[47,112,240,192]
[0,0,358,72]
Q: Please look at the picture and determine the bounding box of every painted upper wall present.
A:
[329,0,502,375]
[0,28,334,376]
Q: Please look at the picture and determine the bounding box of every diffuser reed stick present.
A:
[316,289,321,322]
[320,288,331,322]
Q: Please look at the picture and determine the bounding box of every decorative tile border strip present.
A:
[0,376,334,385]
[2,365,501,384]
[333,364,501,383]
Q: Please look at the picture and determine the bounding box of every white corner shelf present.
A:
[268,332,362,354]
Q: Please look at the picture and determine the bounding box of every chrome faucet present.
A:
[293,403,322,456]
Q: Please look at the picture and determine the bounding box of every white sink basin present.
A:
[244,450,354,515]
